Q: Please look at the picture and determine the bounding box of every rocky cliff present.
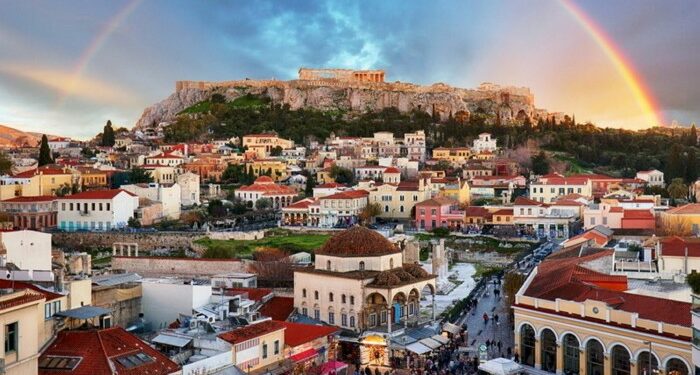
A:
[135,78,543,129]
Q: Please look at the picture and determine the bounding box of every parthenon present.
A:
[298,68,385,83]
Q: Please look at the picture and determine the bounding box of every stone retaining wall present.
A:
[111,256,248,277]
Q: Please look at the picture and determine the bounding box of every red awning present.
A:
[290,348,318,363]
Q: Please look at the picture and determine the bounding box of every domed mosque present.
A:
[293,226,437,366]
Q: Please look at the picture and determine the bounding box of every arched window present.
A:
[302,288,306,298]
[520,324,536,367]
[359,261,365,271]
[562,334,580,375]
[326,260,331,270]
[611,345,631,375]
[637,352,658,375]
[586,340,604,375]
[666,358,689,375]
[349,315,355,328]
[314,291,319,300]
[341,294,346,304]
[541,329,557,373]
[329,293,334,302]
[350,295,355,305]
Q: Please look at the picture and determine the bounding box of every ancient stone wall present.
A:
[52,231,200,251]
[111,256,248,277]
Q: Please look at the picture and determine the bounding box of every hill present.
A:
[0,124,44,147]
[134,68,552,129]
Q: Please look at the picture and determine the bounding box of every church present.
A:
[293,226,438,366]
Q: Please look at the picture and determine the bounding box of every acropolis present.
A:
[298,67,385,83]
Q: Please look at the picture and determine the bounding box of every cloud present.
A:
[0,63,139,106]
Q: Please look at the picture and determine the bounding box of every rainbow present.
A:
[56,0,142,106]
[559,0,663,127]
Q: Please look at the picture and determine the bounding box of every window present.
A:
[262,343,268,359]
[590,217,596,225]
[359,261,365,271]
[39,356,82,371]
[115,352,154,368]
[302,289,307,298]
[350,315,355,327]
[314,291,319,300]
[341,294,346,304]
[603,217,608,225]
[350,295,355,305]
[302,307,308,316]
[328,312,335,324]
[368,313,376,327]
[106,203,111,211]
[326,260,331,270]
[314,309,320,320]
[274,340,280,355]
[329,293,334,302]
[341,314,347,326]
[5,322,17,353]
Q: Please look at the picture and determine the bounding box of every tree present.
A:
[249,247,294,287]
[530,151,550,175]
[211,93,226,104]
[687,272,700,294]
[658,214,692,236]
[435,160,452,171]
[207,199,227,218]
[0,152,12,175]
[270,146,283,156]
[667,178,688,200]
[80,147,96,158]
[127,217,141,228]
[665,144,684,182]
[255,198,272,210]
[329,165,354,185]
[503,272,526,311]
[38,134,53,166]
[102,120,115,147]
[126,167,154,184]
[304,173,316,197]
[359,202,382,225]
[686,148,698,183]
[689,124,698,147]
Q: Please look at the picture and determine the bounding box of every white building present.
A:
[177,172,201,206]
[57,189,139,231]
[0,230,52,271]
[472,133,498,153]
[48,137,71,150]
[140,278,212,329]
[636,169,665,188]
[121,183,182,220]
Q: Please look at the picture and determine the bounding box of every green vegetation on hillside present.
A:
[166,93,699,183]
[196,232,331,259]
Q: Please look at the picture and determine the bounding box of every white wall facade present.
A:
[0,230,52,271]
[57,191,139,231]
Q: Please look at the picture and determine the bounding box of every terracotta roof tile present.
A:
[277,321,338,347]
[218,320,286,345]
[258,297,295,321]
[57,189,136,200]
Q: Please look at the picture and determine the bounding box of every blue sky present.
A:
[1,0,699,138]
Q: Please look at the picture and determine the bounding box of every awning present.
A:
[431,335,450,345]
[442,322,461,335]
[151,334,192,348]
[291,348,318,363]
[478,358,523,375]
[320,361,348,375]
[405,342,432,355]
[419,338,442,350]
[54,306,111,319]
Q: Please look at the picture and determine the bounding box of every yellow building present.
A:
[246,159,288,181]
[0,167,74,199]
[316,168,334,184]
[438,178,471,204]
[0,289,46,374]
[431,147,471,165]
[514,249,692,375]
[76,167,108,189]
[242,133,295,158]
[218,320,286,372]
[369,179,431,219]
[660,204,700,235]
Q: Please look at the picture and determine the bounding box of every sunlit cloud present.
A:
[0,63,138,106]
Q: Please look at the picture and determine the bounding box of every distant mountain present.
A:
[0,124,60,147]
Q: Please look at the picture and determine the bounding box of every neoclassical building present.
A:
[514,249,692,375]
[293,226,436,333]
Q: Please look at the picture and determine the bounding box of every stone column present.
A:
[112,244,117,256]
[535,338,542,369]
[431,293,436,320]
[556,341,564,375]
[630,359,637,375]
[604,352,612,375]
[134,244,139,257]
[579,347,586,375]
[387,305,392,335]
[126,245,131,257]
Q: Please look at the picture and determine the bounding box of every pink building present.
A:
[583,201,655,230]
[414,197,465,231]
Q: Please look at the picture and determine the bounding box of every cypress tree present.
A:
[102,120,115,147]
[38,134,53,166]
